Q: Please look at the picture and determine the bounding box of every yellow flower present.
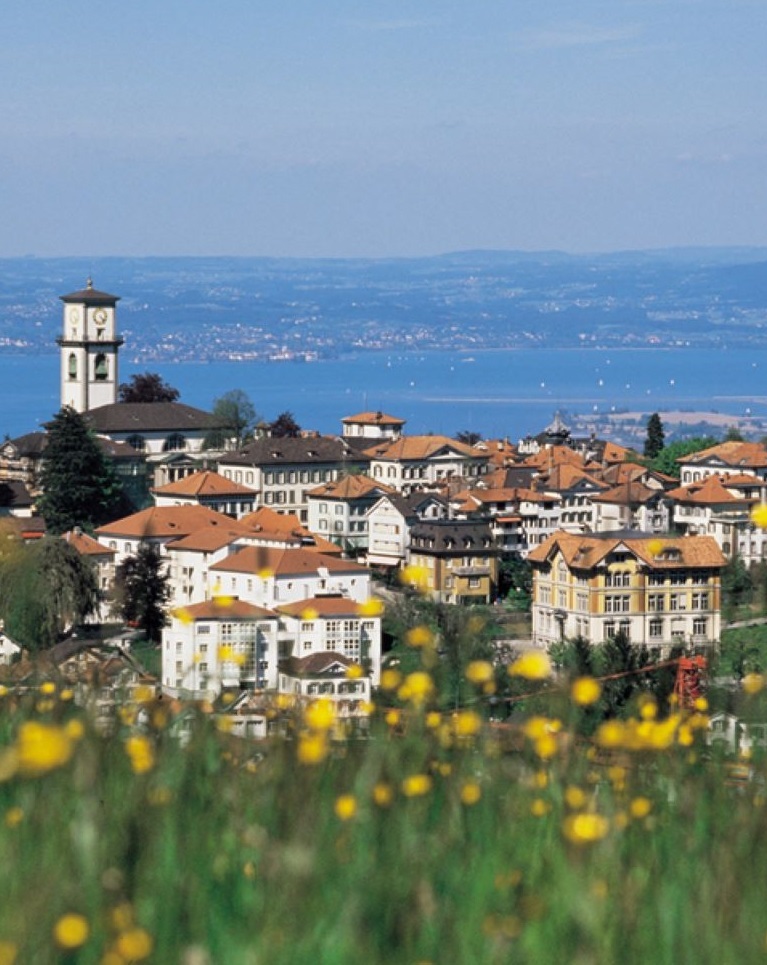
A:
[453,709,482,738]
[534,733,558,760]
[109,903,135,932]
[630,796,653,819]
[751,503,767,529]
[4,807,23,828]
[357,598,384,617]
[380,668,402,691]
[384,709,401,728]
[372,783,394,807]
[114,927,154,961]
[124,736,155,775]
[571,676,601,706]
[595,719,626,748]
[562,813,610,845]
[60,688,74,702]
[38,681,56,696]
[564,786,587,810]
[523,716,561,740]
[402,774,433,798]
[132,684,155,704]
[334,794,357,821]
[400,564,429,590]
[533,770,548,789]
[213,594,235,609]
[647,538,664,557]
[638,694,658,720]
[15,722,73,777]
[297,732,328,765]
[64,719,85,741]
[743,673,765,696]
[53,913,89,950]
[398,671,434,706]
[304,698,336,731]
[509,650,552,680]
[460,782,482,806]
[466,660,494,685]
[406,625,434,648]
[0,941,17,965]
[693,696,708,712]
[346,664,363,679]
[425,711,442,729]
[530,798,551,817]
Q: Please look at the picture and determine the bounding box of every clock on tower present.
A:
[57,278,124,413]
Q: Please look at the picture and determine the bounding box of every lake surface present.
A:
[2,346,767,442]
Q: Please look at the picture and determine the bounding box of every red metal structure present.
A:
[673,655,707,710]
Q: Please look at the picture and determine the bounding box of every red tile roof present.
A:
[96,505,236,539]
[210,546,368,578]
[174,599,276,621]
[528,531,726,569]
[277,596,370,618]
[153,470,256,497]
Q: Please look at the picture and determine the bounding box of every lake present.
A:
[2,346,766,443]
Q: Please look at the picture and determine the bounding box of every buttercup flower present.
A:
[509,651,552,680]
[15,722,73,777]
[334,795,358,821]
[53,914,89,950]
[571,676,601,706]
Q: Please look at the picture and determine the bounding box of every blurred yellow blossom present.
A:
[562,813,610,845]
[509,650,552,680]
[402,774,432,798]
[297,732,328,765]
[372,783,394,807]
[630,797,653,819]
[114,928,154,961]
[124,736,155,775]
[571,676,601,706]
[357,598,384,617]
[466,660,494,685]
[16,722,73,777]
[647,538,664,557]
[380,668,402,691]
[564,786,587,810]
[406,625,434,648]
[751,503,767,529]
[425,711,441,729]
[398,671,434,706]
[64,719,85,742]
[305,698,336,731]
[385,709,401,728]
[334,795,357,821]
[460,782,482,806]
[400,565,429,590]
[346,664,363,679]
[453,709,482,738]
[38,681,56,695]
[0,941,16,965]
[53,914,89,950]
[530,798,551,817]
[743,673,765,696]
[4,807,23,828]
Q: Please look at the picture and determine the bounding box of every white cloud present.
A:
[513,23,642,51]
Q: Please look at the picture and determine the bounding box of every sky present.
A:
[2,0,766,258]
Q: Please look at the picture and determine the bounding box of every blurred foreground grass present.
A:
[0,675,766,965]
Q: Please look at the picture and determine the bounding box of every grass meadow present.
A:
[1,656,766,965]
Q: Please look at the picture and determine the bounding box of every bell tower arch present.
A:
[57,278,124,412]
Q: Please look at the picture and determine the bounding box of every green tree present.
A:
[270,411,302,438]
[456,430,482,446]
[649,436,718,479]
[113,543,171,643]
[643,413,665,459]
[721,555,753,619]
[38,407,122,534]
[118,372,180,403]
[498,557,532,610]
[596,630,652,718]
[724,426,745,442]
[0,536,100,651]
[205,390,259,449]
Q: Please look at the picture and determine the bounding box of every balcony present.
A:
[453,565,491,578]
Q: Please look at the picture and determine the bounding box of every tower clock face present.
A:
[93,309,108,327]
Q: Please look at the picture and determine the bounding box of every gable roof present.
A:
[680,441,767,469]
[96,505,236,540]
[364,435,482,462]
[223,435,360,467]
[210,546,368,578]
[239,507,343,556]
[342,411,405,426]
[153,470,256,498]
[528,530,726,570]
[174,599,276,621]
[590,482,661,506]
[307,474,395,500]
[666,474,755,506]
[277,595,368,618]
[63,529,116,557]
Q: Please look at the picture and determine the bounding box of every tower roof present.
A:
[60,278,120,305]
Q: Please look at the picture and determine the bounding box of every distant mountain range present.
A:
[2,248,767,362]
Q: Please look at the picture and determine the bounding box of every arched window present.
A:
[94,354,108,381]
[68,354,77,380]
[163,433,186,452]
[126,434,146,452]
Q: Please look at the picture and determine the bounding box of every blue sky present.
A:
[2,0,766,257]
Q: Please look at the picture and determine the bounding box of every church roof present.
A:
[85,402,215,433]
[60,279,120,305]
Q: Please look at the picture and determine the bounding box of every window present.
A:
[94,353,108,381]
[649,619,663,638]
[335,504,344,515]
[605,595,630,613]
[68,353,77,380]
[648,594,664,612]
[605,571,631,588]
[603,621,616,640]
[469,577,481,589]
[692,592,709,610]
[126,434,146,452]
[163,433,186,452]
[693,618,708,637]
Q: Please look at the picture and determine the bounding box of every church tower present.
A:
[57,279,124,413]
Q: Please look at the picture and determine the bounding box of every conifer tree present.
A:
[113,543,171,643]
[38,407,122,534]
[644,412,665,459]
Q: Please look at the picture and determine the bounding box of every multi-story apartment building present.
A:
[365,492,448,569]
[408,519,498,604]
[306,475,395,552]
[678,441,767,485]
[529,530,725,651]
[365,435,489,495]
